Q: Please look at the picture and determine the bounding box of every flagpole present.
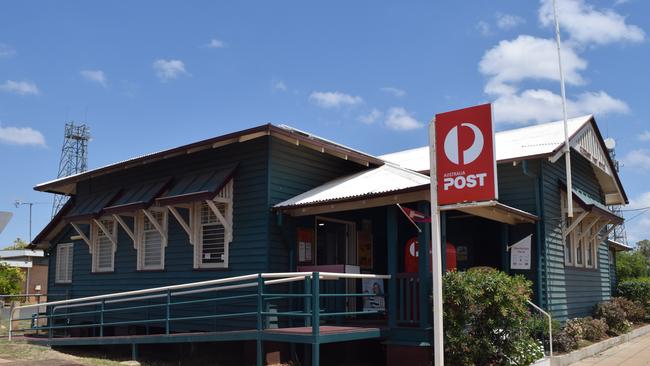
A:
[396,204,423,233]
[552,0,574,218]
[428,119,444,366]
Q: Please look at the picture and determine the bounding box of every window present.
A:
[136,209,167,270]
[575,222,584,267]
[193,180,233,269]
[55,243,74,283]
[92,218,117,272]
[564,216,574,266]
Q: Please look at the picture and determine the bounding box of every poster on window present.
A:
[357,230,373,270]
[362,279,385,312]
[297,228,314,265]
[510,235,532,270]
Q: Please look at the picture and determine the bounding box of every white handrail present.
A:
[9,271,391,340]
[527,300,553,358]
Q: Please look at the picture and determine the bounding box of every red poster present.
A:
[434,103,497,205]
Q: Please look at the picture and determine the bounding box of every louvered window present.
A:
[55,243,73,283]
[193,180,233,268]
[92,219,116,273]
[137,209,167,270]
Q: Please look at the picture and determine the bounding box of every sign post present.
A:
[427,121,444,366]
[429,103,497,365]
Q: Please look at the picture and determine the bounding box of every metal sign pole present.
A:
[428,119,444,366]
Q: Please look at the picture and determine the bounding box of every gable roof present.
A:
[379,115,627,205]
[35,124,384,195]
[379,115,593,171]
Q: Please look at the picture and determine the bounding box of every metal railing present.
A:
[8,272,391,342]
[527,300,553,358]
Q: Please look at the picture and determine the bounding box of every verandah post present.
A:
[100,299,105,337]
[386,206,398,330]
[418,201,431,329]
[165,289,171,335]
[311,272,320,366]
[257,274,264,366]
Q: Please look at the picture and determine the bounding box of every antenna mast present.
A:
[51,122,91,217]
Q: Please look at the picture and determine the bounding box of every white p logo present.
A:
[443,122,484,165]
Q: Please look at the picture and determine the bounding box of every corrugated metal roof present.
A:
[274,164,430,208]
[379,115,593,172]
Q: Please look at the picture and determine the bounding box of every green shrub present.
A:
[618,278,650,313]
[443,268,539,365]
[594,301,630,335]
[616,251,649,280]
[0,264,24,296]
[580,317,608,342]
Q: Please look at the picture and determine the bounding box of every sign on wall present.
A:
[434,104,498,205]
[509,235,532,270]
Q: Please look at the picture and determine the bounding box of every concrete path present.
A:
[571,331,650,366]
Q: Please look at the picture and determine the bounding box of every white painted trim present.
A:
[113,214,136,247]
[55,243,74,284]
[205,200,231,233]
[91,218,117,272]
[70,223,91,251]
[93,218,118,250]
[168,206,193,245]
[142,208,168,242]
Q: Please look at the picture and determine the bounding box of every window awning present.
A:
[440,200,538,225]
[102,178,171,215]
[607,239,633,252]
[156,163,238,206]
[571,187,624,225]
[65,189,121,222]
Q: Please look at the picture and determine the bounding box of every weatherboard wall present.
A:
[540,152,612,321]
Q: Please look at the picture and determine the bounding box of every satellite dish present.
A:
[0,211,13,234]
[604,138,616,150]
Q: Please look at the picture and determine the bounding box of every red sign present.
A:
[434,103,497,205]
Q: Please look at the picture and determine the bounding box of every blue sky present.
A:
[1,0,649,246]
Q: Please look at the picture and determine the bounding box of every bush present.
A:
[618,278,650,313]
[611,297,646,323]
[580,317,608,342]
[563,318,585,340]
[443,268,539,365]
[553,329,578,353]
[594,300,630,335]
[0,264,24,296]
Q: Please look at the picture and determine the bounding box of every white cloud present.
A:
[493,89,628,124]
[384,107,423,131]
[480,35,587,95]
[0,44,15,58]
[539,0,645,46]
[207,38,226,48]
[496,13,526,30]
[273,80,288,92]
[380,87,406,97]
[153,59,188,82]
[80,70,107,87]
[476,21,492,36]
[358,109,382,124]
[0,124,46,146]
[309,91,363,108]
[622,149,650,171]
[0,80,40,96]
[638,131,650,141]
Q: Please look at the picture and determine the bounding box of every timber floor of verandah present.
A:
[18,325,386,347]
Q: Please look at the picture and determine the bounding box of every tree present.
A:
[2,238,28,250]
[616,251,649,280]
[0,263,24,295]
[637,239,650,260]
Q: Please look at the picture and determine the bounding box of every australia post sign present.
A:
[434,103,498,206]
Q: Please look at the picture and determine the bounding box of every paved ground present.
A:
[0,359,82,366]
[571,332,650,366]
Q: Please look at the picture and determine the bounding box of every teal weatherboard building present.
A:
[25,116,629,365]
